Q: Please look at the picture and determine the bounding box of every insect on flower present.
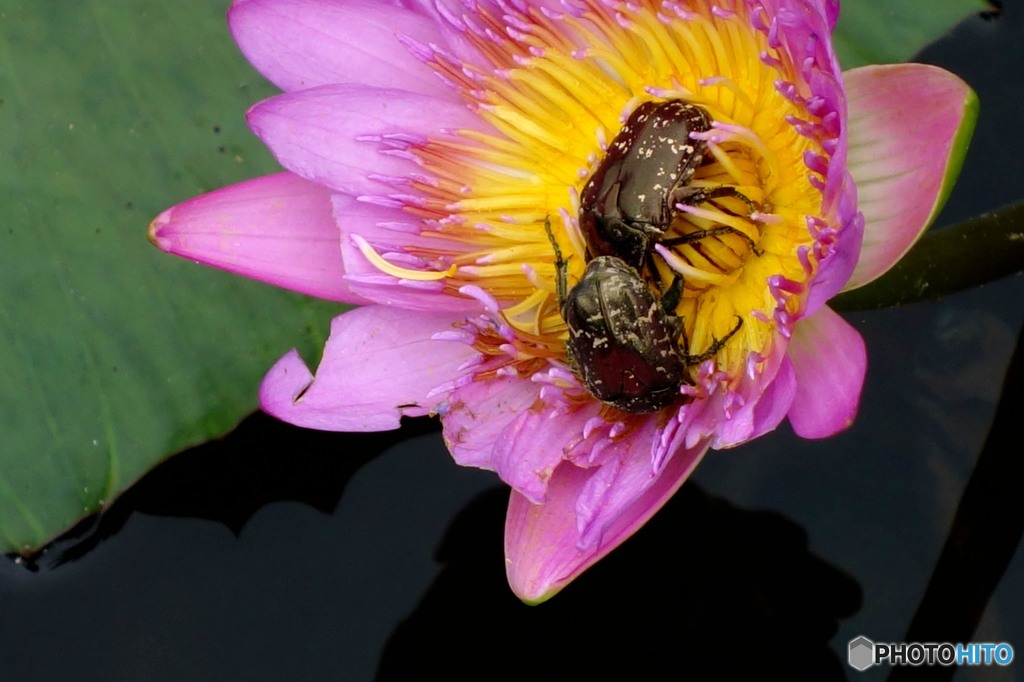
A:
[547,218,743,414]
[151,0,978,602]
[578,99,762,270]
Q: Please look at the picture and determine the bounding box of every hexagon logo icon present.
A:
[848,636,875,671]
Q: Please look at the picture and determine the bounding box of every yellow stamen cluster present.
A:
[378,0,826,382]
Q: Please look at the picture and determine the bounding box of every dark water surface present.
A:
[3,4,1023,681]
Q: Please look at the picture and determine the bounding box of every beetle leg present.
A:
[672,185,759,214]
[683,315,744,366]
[663,224,762,258]
[661,226,762,257]
[660,274,683,315]
[662,225,749,246]
[667,185,763,256]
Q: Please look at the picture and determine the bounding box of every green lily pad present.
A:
[0,2,339,552]
[833,0,991,68]
[0,0,991,553]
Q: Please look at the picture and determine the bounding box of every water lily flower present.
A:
[150,0,976,602]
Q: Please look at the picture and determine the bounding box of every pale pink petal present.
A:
[333,194,470,252]
[505,437,708,603]
[439,373,542,470]
[573,416,675,546]
[246,84,486,195]
[149,172,363,304]
[394,0,512,67]
[260,305,477,431]
[843,63,978,289]
[492,403,604,504]
[786,305,866,438]
[228,0,447,96]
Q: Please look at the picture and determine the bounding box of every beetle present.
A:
[545,218,741,414]
[578,99,759,269]
[561,255,686,413]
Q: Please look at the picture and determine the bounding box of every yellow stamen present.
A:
[352,235,456,281]
[358,0,832,387]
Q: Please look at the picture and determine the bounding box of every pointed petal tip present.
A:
[147,173,370,304]
[147,209,174,251]
[504,439,708,602]
[509,577,565,605]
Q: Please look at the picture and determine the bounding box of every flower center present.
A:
[368,1,833,397]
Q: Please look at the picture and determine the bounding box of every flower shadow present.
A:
[377,481,863,679]
[15,413,440,571]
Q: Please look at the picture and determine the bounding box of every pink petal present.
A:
[505,434,708,603]
[260,305,477,431]
[572,415,685,545]
[149,172,363,304]
[703,340,791,449]
[822,0,840,29]
[440,373,544,470]
[744,354,798,443]
[803,200,863,315]
[332,194,458,252]
[393,0,521,68]
[228,0,447,96]
[786,305,866,439]
[246,84,486,195]
[492,403,604,505]
[843,63,978,289]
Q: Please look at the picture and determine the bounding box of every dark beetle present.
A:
[579,99,758,269]
[561,255,686,413]
[546,219,743,414]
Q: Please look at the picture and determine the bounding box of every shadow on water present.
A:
[5,413,441,572]
[377,483,862,680]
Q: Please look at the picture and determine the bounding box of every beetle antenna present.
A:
[543,216,569,306]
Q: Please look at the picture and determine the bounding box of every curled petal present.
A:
[246,84,486,195]
[229,0,445,95]
[260,305,477,431]
[505,435,708,604]
[786,305,867,438]
[573,416,680,547]
[149,172,363,303]
[843,63,978,289]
